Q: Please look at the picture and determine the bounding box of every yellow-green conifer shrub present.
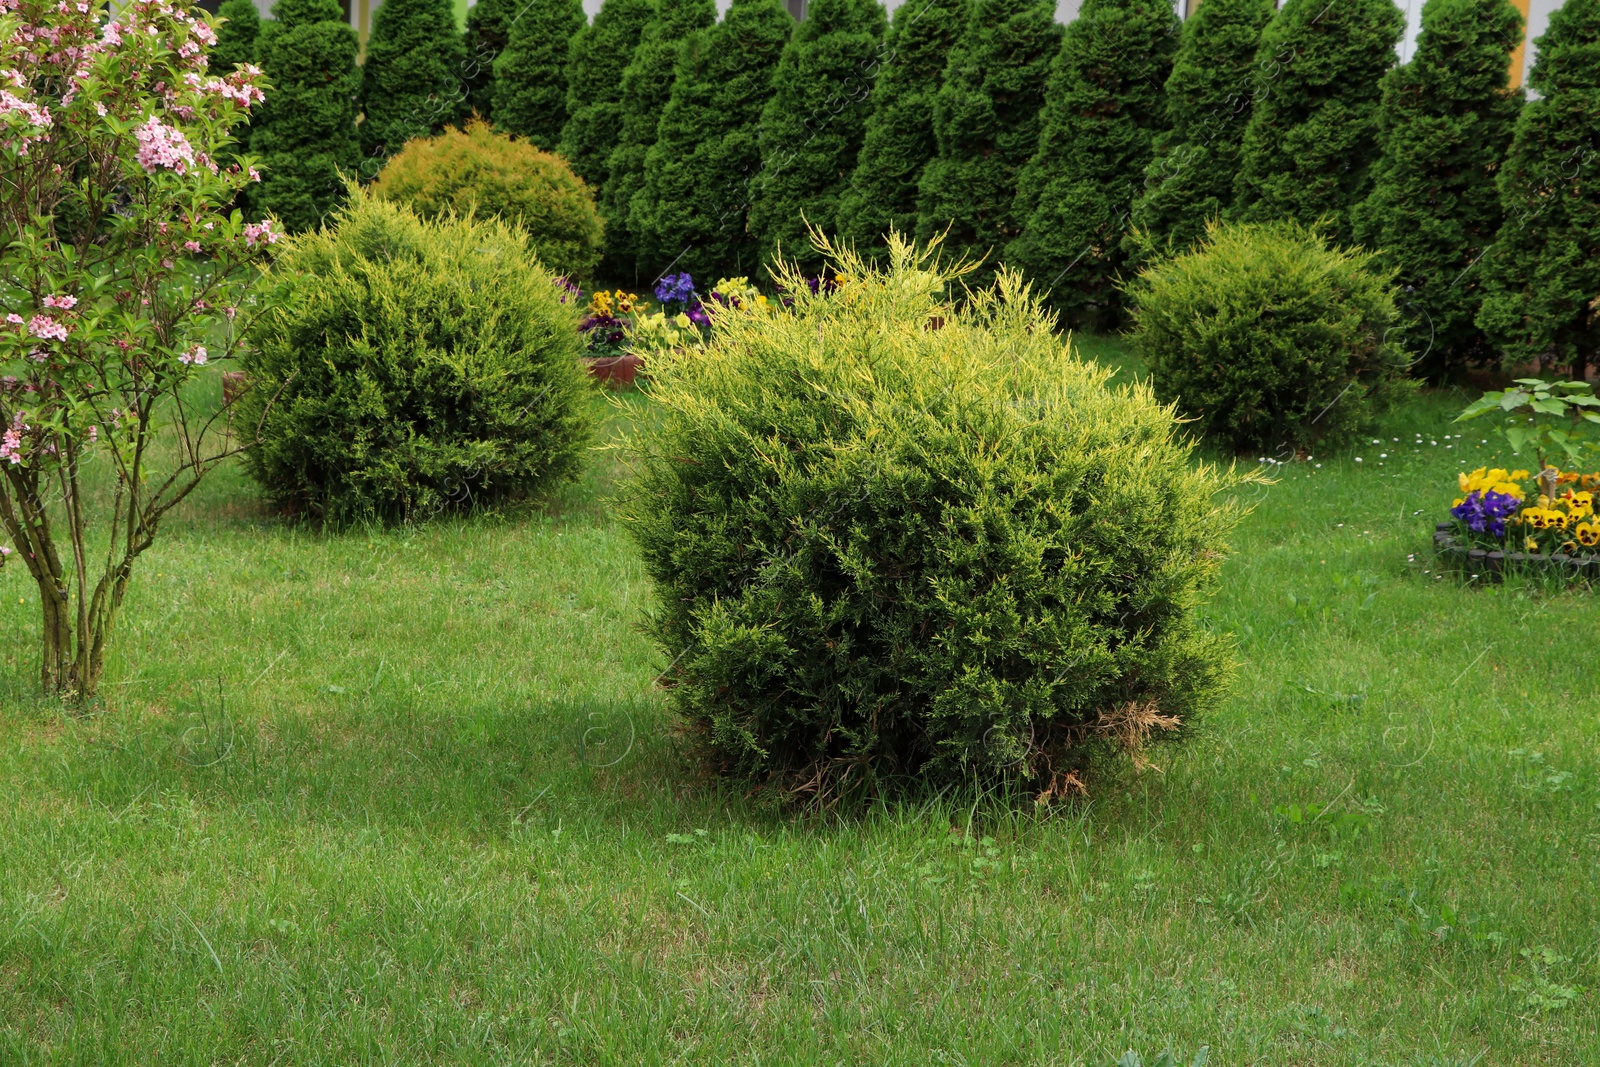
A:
[1127,220,1411,456]
[622,234,1249,800]
[240,190,593,526]
[371,121,604,281]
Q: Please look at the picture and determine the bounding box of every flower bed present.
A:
[1437,466,1600,581]
[574,274,767,388]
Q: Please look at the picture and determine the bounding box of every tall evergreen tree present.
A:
[1478,0,1600,380]
[358,0,468,159]
[1126,0,1272,265]
[836,0,967,261]
[1233,0,1405,244]
[211,0,261,73]
[249,0,361,233]
[747,0,885,271]
[632,0,792,281]
[1352,0,1522,380]
[915,0,1060,285]
[558,0,654,189]
[1006,0,1178,329]
[601,0,717,280]
[494,0,586,148]
[463,0,518,121]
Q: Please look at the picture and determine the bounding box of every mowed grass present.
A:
[1,349,1597,1065]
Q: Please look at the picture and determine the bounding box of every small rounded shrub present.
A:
[1126,220,1411,456]
[371,120,604,281]
[621,235,1249,800]
[239,189,593,525]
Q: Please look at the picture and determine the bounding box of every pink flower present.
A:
[243,219,280,247]
[183,240,200,252]
[28,314,68,341]
[0,89,52,130]
[5,313,21,324]
[1,414,24,465]
[133,114,194,175]
[247,166,260,183]
[180,344,206,365]
[41,294,75,309]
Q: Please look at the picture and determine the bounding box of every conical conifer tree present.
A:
[747,0,885,272]
[558,0,654,190]
[1006,0,1178,329]
[463,0,518,121]
[836,0,967,261]
[249,0,361,232]
[632,0,792,281]
[915,0,1060,286]
[1126,0,1272,266]
[1478,0,1600,380]
[601,0,717,280]
[494,0,586,148]
[1352,0,1522,380]
[358,0,468,159]
[212,0,261,73]
[1233,0,1405,244]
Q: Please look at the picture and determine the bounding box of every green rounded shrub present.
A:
[239,190,593,526]
[371,120,605,281]
[1127,221,1411,456]
[622,235,1246,800]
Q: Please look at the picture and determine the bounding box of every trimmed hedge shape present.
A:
[621,234,1247,801]
[239,190,593,526]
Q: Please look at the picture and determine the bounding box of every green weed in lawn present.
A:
[0,360,1595,1064]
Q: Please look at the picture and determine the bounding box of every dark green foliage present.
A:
[1233,0,1405,245]
[1477,0,1600,379]
[211,0,261,73]
[622,238,1243,798]
[1006,0,1179,330]
[601,0,717,281]
[557,0,654,189]
[1127,221,1411,455]
[240,191,593,526]
[836,0,967,261]
[462,0,518,122]
[372,120,605,280]
[1351,0,1522,381]
[1127,0,1273,267]
[915,0,1060,286]
[632,0,792,281]
[358,0,469,160]
[493,0,586,149]
[248,0,361,233]
[747,0,886,272]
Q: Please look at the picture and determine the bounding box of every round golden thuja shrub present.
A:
[239,190,593,526]
[1126,220,1412,456]
[372,119,604,280]
[620,234,1254,802]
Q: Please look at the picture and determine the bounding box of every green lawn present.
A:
[1,342,1596,1064]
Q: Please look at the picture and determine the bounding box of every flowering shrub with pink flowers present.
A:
[0,0,276,698]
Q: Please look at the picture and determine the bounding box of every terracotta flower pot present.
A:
[584,353,643,389]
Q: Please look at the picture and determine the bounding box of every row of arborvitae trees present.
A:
[214,0,1600,380]
[552,0,1598,380]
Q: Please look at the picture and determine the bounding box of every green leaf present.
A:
[1505,427,1528,453]
[1499,391,1530,411]
[1529,398,1569,416]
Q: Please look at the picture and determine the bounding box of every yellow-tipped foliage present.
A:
[621,232,1252,799]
